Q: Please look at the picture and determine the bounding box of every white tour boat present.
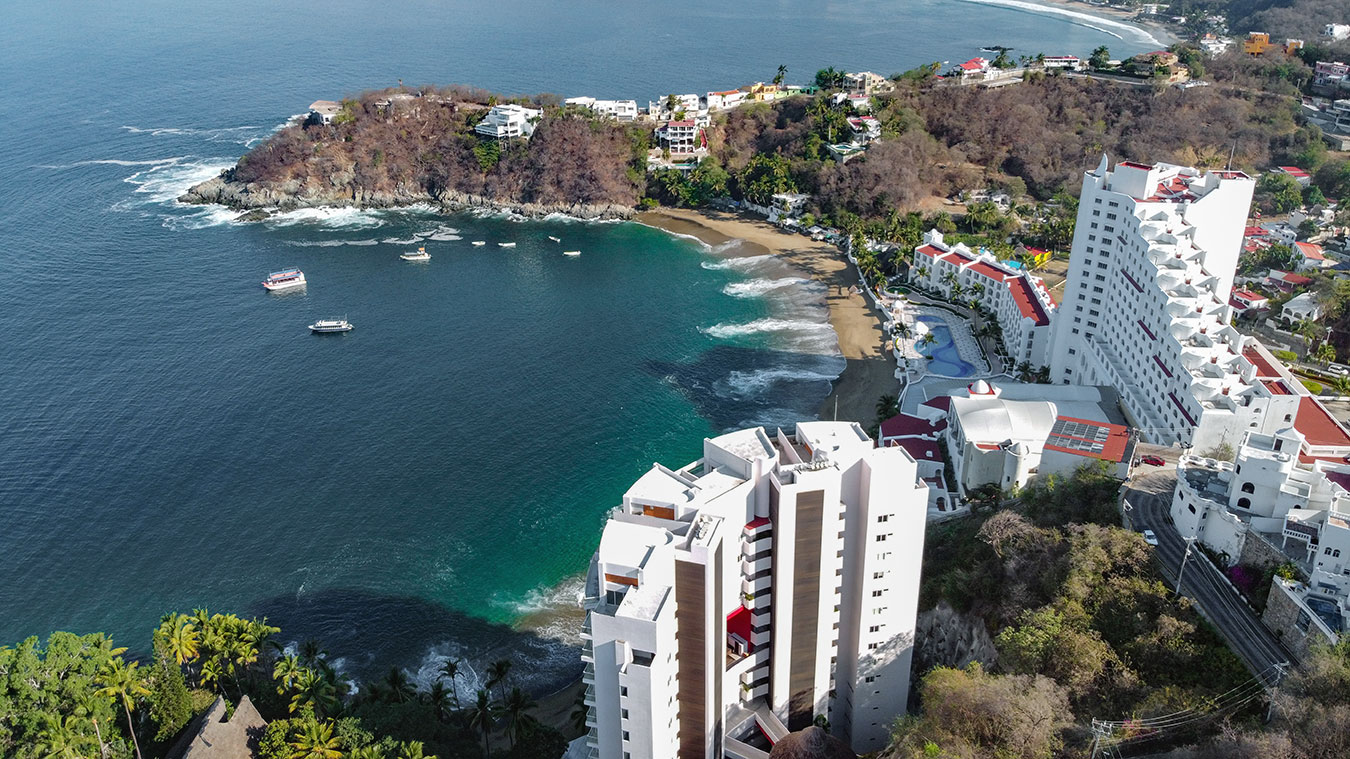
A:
[400,246,431,261]
[548,236,561,243]
[262,268,306,291]
[497,242,516,248]
[309,319,354,333]
[563,250,581,257]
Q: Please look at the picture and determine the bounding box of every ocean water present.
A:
[0,0,1155,692]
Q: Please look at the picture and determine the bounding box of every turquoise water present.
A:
[916,316,977,377]
[0,0,1153,691]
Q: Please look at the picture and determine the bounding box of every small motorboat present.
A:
[497,242,516,248]
[563,250,581,257]
[548,236,561,243]
[309,319,353,333]
[471,241,486,246]
[262,268,306,291]
[400,246,431,261]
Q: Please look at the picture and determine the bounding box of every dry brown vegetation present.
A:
[232,86,647,209]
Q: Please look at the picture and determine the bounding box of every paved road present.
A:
[1124,472,1292,682]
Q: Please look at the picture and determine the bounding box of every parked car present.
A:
[1142,529,1159,546]
[1141,455,1166,467]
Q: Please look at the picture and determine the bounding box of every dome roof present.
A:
[969,379,995,395]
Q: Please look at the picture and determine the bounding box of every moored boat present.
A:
[497,242,516,248]
[471,241,486,246]
[548,236,561,243]
[309,318,353,333]
[563,250,581,257]
[262,268,306,291]
[400,246,431,261]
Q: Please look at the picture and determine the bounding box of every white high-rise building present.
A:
[578,422,928,759]
[1048,157,1275,449]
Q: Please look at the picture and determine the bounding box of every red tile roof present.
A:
[745,516,771,530]
[1243,347,1282,379]
[879,413,946,439]
[891,437,941,462]
[968,261,1012,282]
[958,58,988,71]
[1244,226,1268,237]
[1119,161,1154,170]
[1295,396,1350,448]
[922,395,952,412]
[915,244,944,258]
[1278,166,1311,178]
[1233,289,1266,302]
[1274,270,1313,285]
[1264,380,1293,395]
[1296,241,1325,260]
[1008,277,1051,326]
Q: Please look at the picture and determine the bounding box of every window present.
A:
[875,534,887,542]
[1240,482,1255,494]
[872,590,883,597]
[1107,213,1118,220]
[873,571,884,579]
[1072,328,1080,335]
[1068,348,1077,355]
[868,642,880,650]
[622,708,629,719]
[620,686,628,697]
[877,514,889,522]
[1092,210,1101,216]
[1093,286,1103,293]
[864,675,876,683]
[1188,504,1196,514]
[1238,497,1251,510]
[869,625,882,633]
[623,731,630,742]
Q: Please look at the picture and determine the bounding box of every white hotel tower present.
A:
[1047,157,1285,449]
[578,422,928,759]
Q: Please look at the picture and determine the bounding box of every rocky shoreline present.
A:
[178,175,637,222]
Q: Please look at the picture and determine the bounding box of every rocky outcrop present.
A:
[179,175,636,221]
[912,601,998,675]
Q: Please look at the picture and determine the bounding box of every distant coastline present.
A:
[965,0,1179,48]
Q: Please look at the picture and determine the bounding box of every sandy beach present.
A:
[637,208,899,427]
[1019,0,1179,47]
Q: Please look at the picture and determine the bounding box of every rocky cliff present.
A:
[179,174,636,221]
[912,601,999,675]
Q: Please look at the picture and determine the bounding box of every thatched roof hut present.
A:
[767,726,858,759]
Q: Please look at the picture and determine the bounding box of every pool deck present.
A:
[885,298,990,380]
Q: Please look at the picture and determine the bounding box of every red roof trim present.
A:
[1008,276,1050,326]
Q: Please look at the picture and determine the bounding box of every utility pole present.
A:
[1265,661,1289,722]
[1175,535,1197,598]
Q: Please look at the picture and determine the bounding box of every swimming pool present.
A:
[915,315,976,377]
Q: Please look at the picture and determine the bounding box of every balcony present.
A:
[741,554,772,577]
[584,685,596,706]
[742,574,772,597]
[742,533,773,555]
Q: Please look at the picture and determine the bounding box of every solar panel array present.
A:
[1046,418,1108,455]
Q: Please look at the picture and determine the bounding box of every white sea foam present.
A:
[123,158,235,204]
[161,205,247,231]
[721,368,840,397]
[282,238,381,247]
[382,236,425,245]
[722,277,809,298]
[404,642,486,696]
[700,254,774,271]
[701,318,835,339]
[37,157,187,169]
[428,233,462,241]
[266,207,387,230]
[956,0,1161,45]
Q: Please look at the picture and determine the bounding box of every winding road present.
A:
[1123,471,1292,682]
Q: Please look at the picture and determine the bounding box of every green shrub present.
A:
[1273,349,1298,362]
[1302,379,1324,395]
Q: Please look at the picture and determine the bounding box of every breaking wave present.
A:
[722,277,809,298]
[701,318,835,339]
[700,253,774,271]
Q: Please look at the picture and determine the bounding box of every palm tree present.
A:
[426,681,452,722]
[96,659,149,759]
[289,721,341,759]
[347,748,385,759]
[875,394,899,421]
[438,659,462,711]
[384,667,415,704]
[1314,341,1336,365]
[155,614,200,666]
[299,640,328,668]
[36,715,97,759]
[199,658,223,691]
[274,655,303,695]
[290,668,339,718]
[485,659,512,702]
[501,687,538,749]
[397,742,435,759]
[468,690,496,759]
[774,64,788,86]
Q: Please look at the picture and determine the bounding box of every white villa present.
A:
[578,422,928,759]
[474,104,543,140]
[307,100,341,125]
[658,120,703,155]
[909,231,1057,370]
[565,97,639,121]
[1282,292,1323,324]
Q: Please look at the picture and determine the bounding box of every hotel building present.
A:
[578,422,928,759]
[1045,157,1287,449]
[909,231,1057,370]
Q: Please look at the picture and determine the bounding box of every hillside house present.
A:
[307,100,341,125]
[474,104,542,140]
[1282,292,1323,324]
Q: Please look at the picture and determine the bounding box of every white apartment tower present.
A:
[1048,157,1270,449]
[579,422,928,759]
